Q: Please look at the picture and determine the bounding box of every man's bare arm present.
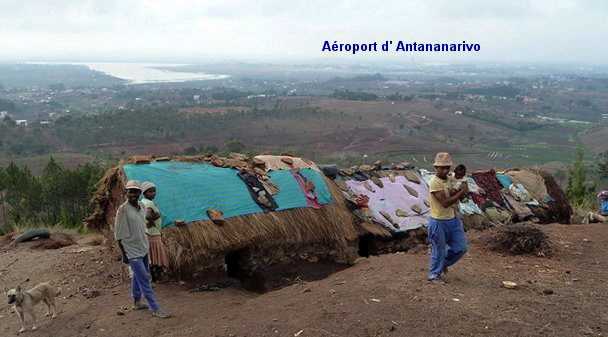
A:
[432,186,468,208]
[145,207,160,221]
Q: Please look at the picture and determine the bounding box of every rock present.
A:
[410,204,423,215]
[502,281,518,289]
[116,311,125,316]
[542,289,554,295]
[371,176,384,188]
[354,257,368,264]
[302,288,311,293]
[307,256,319,263]
[363,181,375,192]
[395,209,409,218]
[253,158,266,166]
[339,168,354,176]
[329,289,336,295]
[229,152,248,161]
[281,157,294,165]
[76,235,105,247]
[403,184,418,198]
[80,287,100,299]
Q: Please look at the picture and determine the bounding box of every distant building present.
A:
[40,120,51,126]
[0,111,7,119]
[16,119,27,126]
[522,96,538,104]
[193,95,201,101]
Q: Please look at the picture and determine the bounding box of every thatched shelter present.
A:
[323,163,572,257]
[326,162,430,256]
[86,154,359,282]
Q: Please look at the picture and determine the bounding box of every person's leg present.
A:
[129,261,142,302]
[445,218,468,267]
[427,218,447,280]
[143,254,151,274]
[130,257,161,312]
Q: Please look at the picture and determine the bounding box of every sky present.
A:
[1,0,607,64]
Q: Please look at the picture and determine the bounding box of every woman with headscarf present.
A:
[140,181,169,282]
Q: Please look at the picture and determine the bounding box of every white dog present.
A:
[6,282,61,333]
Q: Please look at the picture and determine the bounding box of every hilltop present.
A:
[1,223,606,337]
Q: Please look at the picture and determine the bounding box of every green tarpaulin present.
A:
[123,162,332,227]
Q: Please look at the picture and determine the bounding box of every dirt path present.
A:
[1,224,607,337]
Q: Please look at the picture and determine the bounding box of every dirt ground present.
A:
[1,223,607,337]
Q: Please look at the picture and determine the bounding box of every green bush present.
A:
[567,147,596,207]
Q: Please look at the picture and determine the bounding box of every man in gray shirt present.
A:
[114,180,170,318]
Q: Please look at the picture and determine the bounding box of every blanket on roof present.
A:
[506,169,550,203]
[254,155,320,172]
[123,162,332,227]
[344,174,429,232]
[471,170,506,208]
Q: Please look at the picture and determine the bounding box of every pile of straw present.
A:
[486,223,551,256]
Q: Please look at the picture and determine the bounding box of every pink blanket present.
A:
[346,174,429,232]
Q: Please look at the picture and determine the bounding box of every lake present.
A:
[28,62,229,84]
[85,63,229,84]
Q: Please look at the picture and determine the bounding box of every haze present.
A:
[1,0,607,64]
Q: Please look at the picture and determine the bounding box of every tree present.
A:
[598,151,608,179]
[182,146,198,155]
[41,157,64,224]
[567,147,595,205]
[225,139,245,153]
[0,159,104,228]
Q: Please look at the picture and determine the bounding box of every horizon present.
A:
[1,1,608,65]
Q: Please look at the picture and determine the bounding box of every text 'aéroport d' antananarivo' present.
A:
[321,40,481,55]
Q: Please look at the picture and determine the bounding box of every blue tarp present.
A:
[601,199,608,216]
[122,162,332,227]
[496,174,513,189]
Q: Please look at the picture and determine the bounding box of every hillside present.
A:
[0,96,592,171]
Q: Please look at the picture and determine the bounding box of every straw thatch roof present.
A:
[85,154,359,273]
